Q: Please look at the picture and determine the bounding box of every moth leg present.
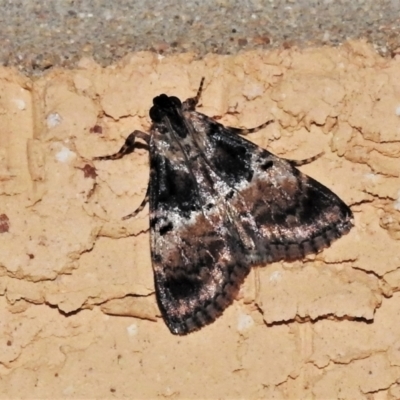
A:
[183,77,205,111]
[122,183,150,220]
[287,152,324,166]
[227,121,323,166]
[93,130,150,161]
[224,119,323,166]
[225,119,274,136]
[94,130,150,219]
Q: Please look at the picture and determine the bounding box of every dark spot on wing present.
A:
[208,127,254,185]
[152,253,162,263]
[166,274,202,299]
[150,154,201,218]
[205,202,214,210]
[150,217,158,228]
[225,190,234,200]
[159,221,174,236]
[261,160,273,170]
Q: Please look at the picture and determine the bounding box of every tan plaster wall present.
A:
[1,40,400,399]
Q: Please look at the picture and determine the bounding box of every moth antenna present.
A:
[194,77,205,105]
[182,78,206,111]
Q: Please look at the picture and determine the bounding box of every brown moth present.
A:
[94,79,353,335]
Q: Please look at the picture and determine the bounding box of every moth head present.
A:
[150,94,182,123]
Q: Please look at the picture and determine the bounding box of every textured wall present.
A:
[0,41,400,398]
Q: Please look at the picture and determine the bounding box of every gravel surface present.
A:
[1,0,400,76]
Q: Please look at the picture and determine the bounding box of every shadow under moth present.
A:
[94,78,353,335]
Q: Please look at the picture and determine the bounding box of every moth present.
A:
[94,78,353,335]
